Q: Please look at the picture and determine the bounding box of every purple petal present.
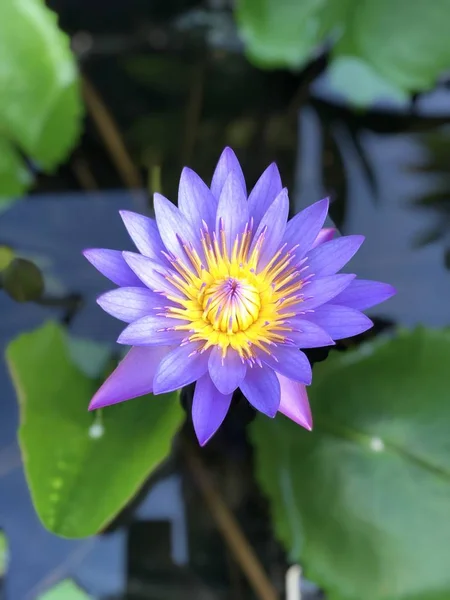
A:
[283,198,329,258]
[153,343,210,394]
[306,235,365,277]
[308,304,374,339]
[248,163,282,228]
[240,364,280,417]
[178,167,218,232]
[119,211,165,259]
[286,319,335,348]
[216,170,249,253]
[97,287,163,323]
[153,192,198,257]
[89,345,171,410]
[83,248,143,287]
[122,252,182,299]
[210,147,246,200]
[208,346,247,394]
[299,274,355,310]
[277,374,312,430]
[311,228,336,249]
[192,374,232,446]
[252,188,289,270]
[260,346,312,384]
[117,314,187,345]
[332,279,397,310]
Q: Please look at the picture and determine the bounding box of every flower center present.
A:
[161,220,306,361]
[202,277,261,334]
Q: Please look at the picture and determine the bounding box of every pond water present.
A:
[1,1,450,598]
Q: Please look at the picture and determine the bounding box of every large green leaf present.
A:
[342,0,450,93]
[235,0,351,69]
[251,329,450,600]
[0,139,33,202]
[328,56,409,108]
[0,530,8,578]
[38,580,92,600]
[6,321,184,538]
[0,0,83,198]
[236,0,450,105]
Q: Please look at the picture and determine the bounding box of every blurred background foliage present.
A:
[1,0,450,599]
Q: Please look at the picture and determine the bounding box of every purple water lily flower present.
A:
[84,148,395,445]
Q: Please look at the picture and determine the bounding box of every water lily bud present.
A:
[3,258,44,302]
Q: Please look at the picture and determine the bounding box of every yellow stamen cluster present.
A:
[162,221,304,360]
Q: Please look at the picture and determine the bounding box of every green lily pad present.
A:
[0,0,82,198]
[6,321,184,538]
[328,56,409,108]
[37,579,91,599]
[236,0,351,69]
[251,328,450,600]
[342,0,450,93]
[236,0,450,105]
[0,530,8,577]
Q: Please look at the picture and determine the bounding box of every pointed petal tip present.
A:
[318,196,330,211]
[384,283,397,298]
[265,161,280,177]
[196,430,213,447]
[277,375,312,429]
[88,392,114,411]
[118,209,136,224]
[82,248,96,261]
[217,146,239,164]
[116,331,129,344]
[180,166,195,181]
[153,191,169,207]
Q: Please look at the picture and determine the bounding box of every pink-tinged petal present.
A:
[208,346,247,394]
[210,147,246,200]
[153,343,210,394]
[261,346,312,385]
[89,345,171,410]
[283,198,329,258]
[122,252,183,299]
[252,188,289,270]
[83,248,143,287]
[332,279,397,310]
[286,319,335,348]
[97,287,163,323]
[192,374,232,446]
[277,374,312,430]
[248,162,282,228]
[299,274,355,310]
[119,211,165,260]
[311,228,336,249]
[153,192,199,256]
[306,235,365,277]
[216,170,249,253]
[240,364,280,418]
[117,314,187,345]
[307,304,373,339]
[178,167,218,232]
